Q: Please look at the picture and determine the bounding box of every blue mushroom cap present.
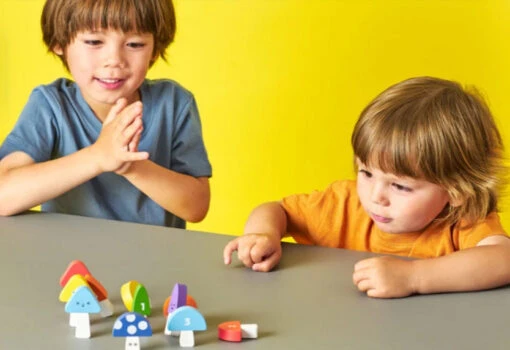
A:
[112,312,152,337]
[65,286,101,313]
[166,306,207,331]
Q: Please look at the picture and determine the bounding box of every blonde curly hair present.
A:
[351,76,507,228]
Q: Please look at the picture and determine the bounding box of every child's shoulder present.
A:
[30,78,77,97]
[453,212,507,250]
[328,179,357,194]
[24,78,80,110]
[141,78,195,101]
[299,180,357,202]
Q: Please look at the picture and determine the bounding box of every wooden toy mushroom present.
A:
[163,294,197,317]
[59,274,90,327]
[84,274,114,317]
[218,320,258,342]
[165,306,207,347]
[113,312,152,350]
[59,260,114,318]
[60,260,90,287]
[64,285,101,338]
[121,281,138,311]
[164,283,188,336]
[121,281,151,316]
[133,284,151,316]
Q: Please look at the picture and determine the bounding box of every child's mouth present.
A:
[371,213,392,223]
[96,78,124,89]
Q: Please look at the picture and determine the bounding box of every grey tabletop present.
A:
[0,211,509,349]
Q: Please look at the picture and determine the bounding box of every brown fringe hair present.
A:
[41,0,175,67]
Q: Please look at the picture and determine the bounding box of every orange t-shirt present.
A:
[281,180,506,258]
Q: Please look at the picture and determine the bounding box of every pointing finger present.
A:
[223,239,240,265]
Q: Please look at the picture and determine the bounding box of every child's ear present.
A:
[53,45,64,56]
[151,52,159,64]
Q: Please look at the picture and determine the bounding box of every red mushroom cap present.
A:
[59,260,91,287]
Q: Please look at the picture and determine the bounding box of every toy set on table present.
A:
[59,260,114,338]
[58,260,258,348]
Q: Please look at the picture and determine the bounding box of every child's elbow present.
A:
[0,190,15,216]
[0,210,16,217]
[0,186,25,217]
[0,202,20,217]
[185,205,209,223]
[183,186,210,223]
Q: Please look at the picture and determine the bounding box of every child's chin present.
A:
[374,223,406,234]
[377,224,423,235]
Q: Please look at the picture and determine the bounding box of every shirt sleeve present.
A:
[281,181,353,246]
[0,88,58,162]
[170,95,212,177]
[281,191,315,244]
[455,212,507,249]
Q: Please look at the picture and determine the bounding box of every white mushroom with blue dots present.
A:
[113,312,153,350]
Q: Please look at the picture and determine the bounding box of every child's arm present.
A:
[352,234,510,298]
[223,202,287,272]
[120,162,210,223]
[0,99,148,216]
[0,149,103,215]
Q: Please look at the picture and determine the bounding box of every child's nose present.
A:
[103,46,125,68]
[370,183,389,206]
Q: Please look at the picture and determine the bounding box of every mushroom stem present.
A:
[241,324,259,338]
[69,312,78,327]
[74,313,91,339]
[125,336,141,350]
[99,299,114,317]
[179,330,195,347]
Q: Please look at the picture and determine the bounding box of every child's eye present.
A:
[127,42,146,49]
[84,40,102,46]
[359,169,372,178]
[392,183,412,192]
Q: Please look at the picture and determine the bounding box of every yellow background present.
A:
[1,0,509,236]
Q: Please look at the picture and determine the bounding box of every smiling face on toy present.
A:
[65,286,101,314]
[76,299,92,309]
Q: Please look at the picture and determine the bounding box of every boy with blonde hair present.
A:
[224,76,510,298]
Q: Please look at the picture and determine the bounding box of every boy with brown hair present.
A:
[0,0,211,227]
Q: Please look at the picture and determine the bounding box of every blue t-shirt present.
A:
[0,78,212,228]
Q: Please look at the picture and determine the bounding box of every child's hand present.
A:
[352,256,418,298]
[91,98,149,174]
[223,233,282,272]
